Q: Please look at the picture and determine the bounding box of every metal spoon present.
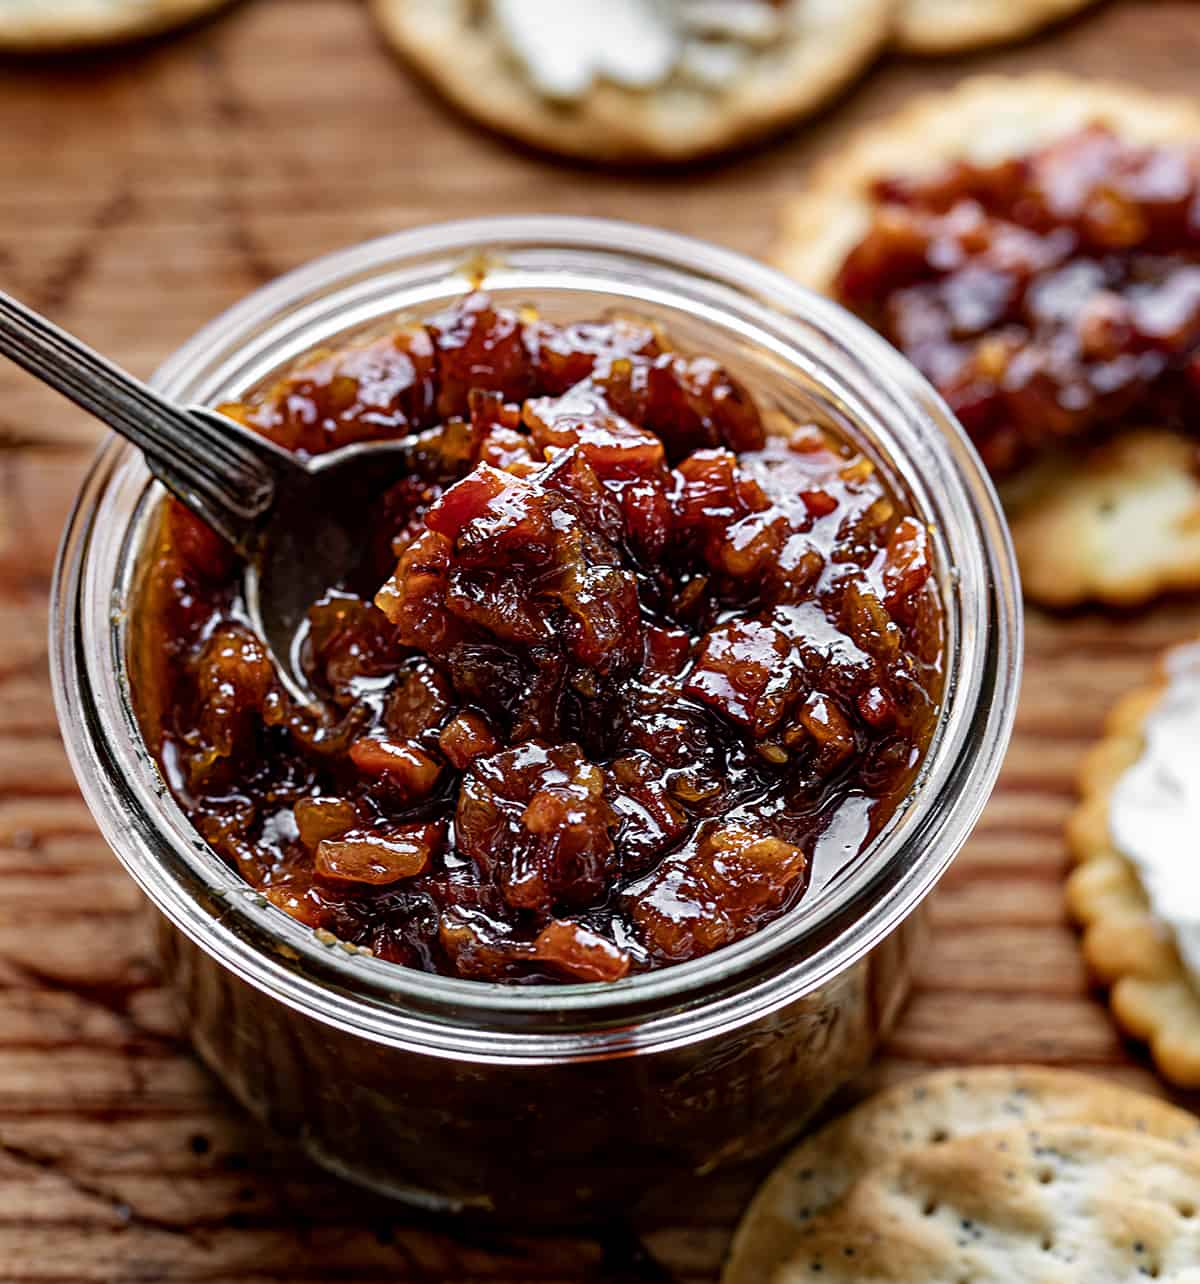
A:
[0,289,416,702]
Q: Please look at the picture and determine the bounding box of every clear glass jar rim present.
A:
[51,216,1022,1060]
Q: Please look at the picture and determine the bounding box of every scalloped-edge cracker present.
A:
[772,1123,1200,1283]
[772,74,1200,608]
[723,1066,1200,1284]
[368,0,894,163]
[1003,430,1200,609]
[0,0,233,50]
[1067,651,1200,1088]
[895,0,1103,55]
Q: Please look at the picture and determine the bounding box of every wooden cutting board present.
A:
[2,1,1199,1278]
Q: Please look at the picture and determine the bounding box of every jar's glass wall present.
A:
[158,907,927,1218]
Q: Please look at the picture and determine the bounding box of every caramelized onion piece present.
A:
[530,920,631,983]
[316,824,443,885]
[438,710,499,769]
[294,797,357,849]
[349,737,442,801]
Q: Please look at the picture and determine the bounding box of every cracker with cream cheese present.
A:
[723,1066,1200,1284]
[1067,644,1200,1089]
[368,0,894,163]
[773,74,1200,609]
[771,1123,1200,1283]
[895,0,1103,54]
[0,0,233,50]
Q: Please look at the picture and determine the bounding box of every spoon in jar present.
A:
[0,289,416,704]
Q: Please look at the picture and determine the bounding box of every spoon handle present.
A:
[0,289,283,551]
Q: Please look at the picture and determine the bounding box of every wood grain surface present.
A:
[2,2,1200,1279]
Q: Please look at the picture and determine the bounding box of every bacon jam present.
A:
[833,126,1200,477]
[133,293,944,984]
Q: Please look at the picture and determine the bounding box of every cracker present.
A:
[723,1065,1199,1284]
[895,0,1102,55]
[368,0,894,163]
[772,74,1200,608]
[774,1123,1200,1282]
[0,0,233,50]
[1003,430,1200,609]
[1067,659,1200,1088]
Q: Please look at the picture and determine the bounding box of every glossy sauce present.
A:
[134,293,943,983]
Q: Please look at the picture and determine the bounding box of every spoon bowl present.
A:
[239,430,418,702]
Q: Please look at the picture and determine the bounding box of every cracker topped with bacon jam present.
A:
[776,75,1200,608]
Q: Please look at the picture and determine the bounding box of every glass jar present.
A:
[51,217,1021,1220]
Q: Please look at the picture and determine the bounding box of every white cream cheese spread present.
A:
[1109,641,1200,983]
[490,0,788,100]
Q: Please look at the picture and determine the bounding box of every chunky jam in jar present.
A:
[834,126,1200,477]
[134,293,943,983]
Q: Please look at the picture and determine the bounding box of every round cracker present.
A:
[1067,650,1200,1089]
[0,0,234,50]
[895,0,1103,55]
[774,1122,1200,1282]
[772,74,1200,609]
[723,1065,1199,1284]
[368,0,894,163]
[1003,430,1200,609]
